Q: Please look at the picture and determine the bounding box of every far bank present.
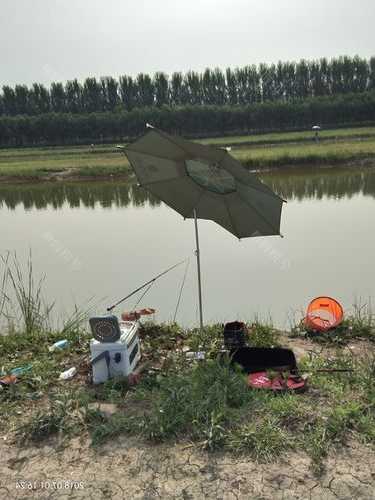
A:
[1,126,375,183]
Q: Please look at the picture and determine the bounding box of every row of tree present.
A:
[1,91,374,147]
[1,56,375,116]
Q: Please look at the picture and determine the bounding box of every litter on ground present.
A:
[59,367,77,380]
[49,339,69,352]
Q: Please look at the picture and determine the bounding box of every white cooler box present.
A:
[90,320,141,384]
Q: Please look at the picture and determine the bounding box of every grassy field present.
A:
[0,146,129,179]
[199,125,375,147]
[1,126,375,180]
[237,137,375,168]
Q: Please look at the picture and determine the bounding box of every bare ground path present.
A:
[1,435,374,499]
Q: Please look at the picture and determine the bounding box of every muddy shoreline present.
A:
[1,158,374,185]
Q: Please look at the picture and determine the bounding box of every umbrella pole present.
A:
[193,209,204,330]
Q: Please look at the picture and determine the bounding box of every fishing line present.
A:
[106,258,188,312]
[132,281,155,311]
[173,259,190,322]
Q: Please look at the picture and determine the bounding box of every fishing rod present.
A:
[297,368,354,380]
[106,259,188,312]
[310,368,354,373]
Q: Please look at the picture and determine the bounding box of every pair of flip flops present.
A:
[248,371,306,392]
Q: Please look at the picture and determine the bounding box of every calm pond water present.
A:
[1,165,375,329]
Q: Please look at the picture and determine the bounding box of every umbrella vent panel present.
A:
[185,159,236,194]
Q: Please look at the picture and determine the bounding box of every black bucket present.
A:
[223,321,247,350]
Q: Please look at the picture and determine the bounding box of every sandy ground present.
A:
[1,435,375,500]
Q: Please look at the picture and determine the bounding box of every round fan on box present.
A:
[89,315,121,343]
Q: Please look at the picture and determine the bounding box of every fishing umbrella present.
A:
[124,126,285,329]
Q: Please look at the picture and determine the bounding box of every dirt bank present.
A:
[1,435,374,499]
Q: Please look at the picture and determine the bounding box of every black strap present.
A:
[91,350,110,379]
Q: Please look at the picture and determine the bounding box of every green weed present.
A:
[138,358,251,446]
[2,252,53,335]
[17,395,70,442]
[248,321,280,347]
[357,415,375,443]
[227,418,293,462]
[303,423,329,475]
[89,413,137,447]
[326,402,363,442]
[94,376,130,402]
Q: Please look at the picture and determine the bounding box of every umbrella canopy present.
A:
[125,127,285,328]
[125,128,284,239]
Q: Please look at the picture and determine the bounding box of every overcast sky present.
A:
[1,0,374,87]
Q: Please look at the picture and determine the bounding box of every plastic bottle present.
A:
[186,351,205,360]
[49,340,69,352]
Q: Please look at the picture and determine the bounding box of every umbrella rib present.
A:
[223,153,286,202]
[150,129,191,157]
[253,185,286,203]
[241,175,286,202]
[223,196,240,237]
[189,188,207,215]
[252,184,286,203]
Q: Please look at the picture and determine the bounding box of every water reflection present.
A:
[0,182,161,210]
[261,166,375,201]
[0,166,375,210]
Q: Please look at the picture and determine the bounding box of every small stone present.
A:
[88,402,118,418]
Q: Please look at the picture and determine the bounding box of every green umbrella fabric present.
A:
[125,128,285,239]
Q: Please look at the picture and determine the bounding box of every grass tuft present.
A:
[227,418,293,462]
[17,395,70,443]
[248,321,280,347]
[2,252,53,335]
[137,358,251,447]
